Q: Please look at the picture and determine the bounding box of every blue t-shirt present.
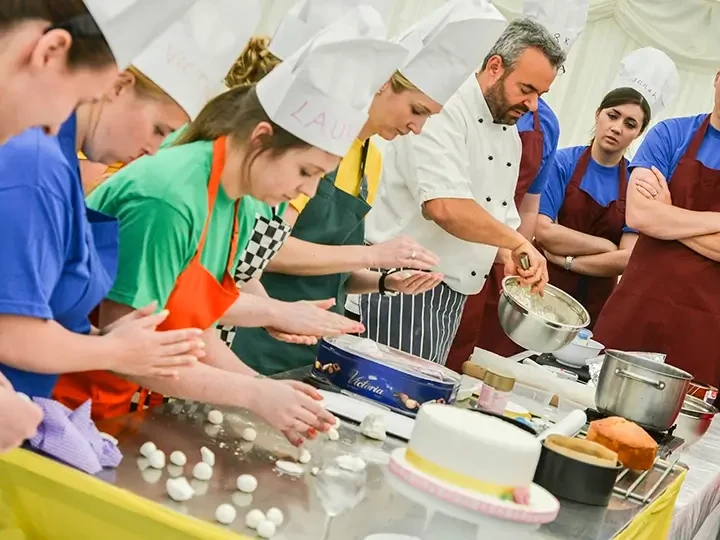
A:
[630,114,720,179]
[540,145,630,226]
[0,115,116,397]
[516,97,560,195]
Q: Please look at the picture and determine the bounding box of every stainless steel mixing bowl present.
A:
[498,276,590,353]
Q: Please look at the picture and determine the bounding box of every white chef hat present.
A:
[82,0,201,69]
[397,0,507,105]
[131,0,260,119]
[269,0,392,60]
[610,47,680,116]
[522,0,590,54]
[257,6,408,157]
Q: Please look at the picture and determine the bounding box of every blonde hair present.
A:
[389,70,421,94]
[225,36,281,88]
[126,66,178,104]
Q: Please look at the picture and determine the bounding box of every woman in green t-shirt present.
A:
[55,10,405,445]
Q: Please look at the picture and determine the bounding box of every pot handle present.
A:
[615,368,666,390]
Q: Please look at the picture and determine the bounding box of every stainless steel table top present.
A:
[96,394,686,540]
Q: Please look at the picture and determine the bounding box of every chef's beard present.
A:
[485,76,528,126]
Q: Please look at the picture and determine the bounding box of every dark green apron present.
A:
[231,142,371,375]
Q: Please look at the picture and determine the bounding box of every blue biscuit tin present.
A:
[313,336,460,416]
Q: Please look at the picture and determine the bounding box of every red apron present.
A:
[544,147,627,327]
[446,112,544,373]
[54,137,241,421]
[595,115,720,388]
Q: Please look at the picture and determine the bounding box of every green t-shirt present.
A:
[87,138,285,312]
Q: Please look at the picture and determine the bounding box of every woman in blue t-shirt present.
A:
[535,87,651,326]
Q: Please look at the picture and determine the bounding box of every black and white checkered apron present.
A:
[216,209,291,346]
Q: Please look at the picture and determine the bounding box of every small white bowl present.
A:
[553,339,605,368]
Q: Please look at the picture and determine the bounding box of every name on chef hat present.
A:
[287,98,360,142]
[165,45,212,96]
[628,77,659,103]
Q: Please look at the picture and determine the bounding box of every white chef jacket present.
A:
[365,74,522,296]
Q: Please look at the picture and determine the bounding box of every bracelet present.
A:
[564,255,574,271]
[379,270,400,297]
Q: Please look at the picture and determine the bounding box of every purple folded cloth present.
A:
[28,398,123,474]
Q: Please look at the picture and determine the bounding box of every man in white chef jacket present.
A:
[359,19,565,365]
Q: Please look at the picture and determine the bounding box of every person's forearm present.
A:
[345,270,382,294]
[240,278,268,298]
[201,328,257,376]
[422,198,524,249]
[131,362,256,408]
[679,233,720,262]
[516,193,540,240]
[627,170,720,240]
[536,221,617,256]
[265,237,372,276]
[517,212,538,240]
[219,293,283,328]
[0,315,115,373]
[565,250,631,278]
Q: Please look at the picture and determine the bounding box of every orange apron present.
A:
[54,137,241,421]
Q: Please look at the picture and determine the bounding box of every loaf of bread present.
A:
[586,417,658,471]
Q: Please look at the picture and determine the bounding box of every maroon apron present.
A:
[595,115,720,389]
[446,111,544,373]
[544,146,628,328]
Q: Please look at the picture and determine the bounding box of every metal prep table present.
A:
[94,368,688,540]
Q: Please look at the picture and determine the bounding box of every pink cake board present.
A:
[388,448,559,527]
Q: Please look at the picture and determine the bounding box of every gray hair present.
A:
[482,18,566,72]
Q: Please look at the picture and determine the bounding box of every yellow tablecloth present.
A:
[0,447,687,539]
[615,468,688,540]
[0,449,252,540]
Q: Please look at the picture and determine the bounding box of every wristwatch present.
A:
[564,255,574,271]
[379,270,400,297]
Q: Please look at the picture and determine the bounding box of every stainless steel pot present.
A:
[595,350,692,431]
[498,276,590,353]
[674,395,718,448]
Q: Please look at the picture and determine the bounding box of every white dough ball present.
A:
[298,448,311,464]
[200,446,215,466]
[170,451,187,467]
[139,441,157,458]
[148,449,166,469]
[207,410,224,425]
[192,462,213,481]
[236,474,258,493]
[327,428,340,441]
[244,509,265,529]
[257,519,277,538]
[241,427,257,442]
[166,477,195,502]
[311,467,320,476]
[266,507,284,526]
[215,503,237,525]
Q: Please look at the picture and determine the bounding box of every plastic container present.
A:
[476,370,515,414]
[508,382,554,417]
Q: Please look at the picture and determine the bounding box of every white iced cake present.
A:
[406,404,541,502]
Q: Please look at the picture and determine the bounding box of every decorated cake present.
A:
[586,416,658,471]
[313,336,460,415]
[405,404,542,503]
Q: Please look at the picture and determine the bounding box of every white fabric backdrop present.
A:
[257,0,720,152]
